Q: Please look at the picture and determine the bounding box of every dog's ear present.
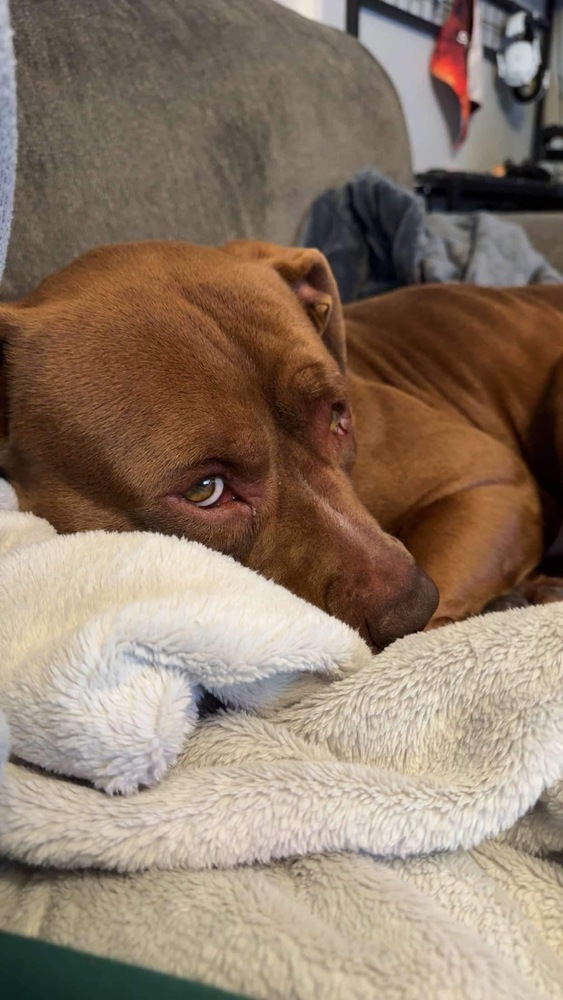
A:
[221,240,346,371]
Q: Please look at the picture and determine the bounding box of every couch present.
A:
[3,0,562,301]
[2,3,562,997]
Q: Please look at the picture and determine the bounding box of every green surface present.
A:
[1,930,247,1000]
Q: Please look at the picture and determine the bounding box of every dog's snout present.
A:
[365,567,439,650]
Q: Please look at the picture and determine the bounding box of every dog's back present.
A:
[344,283,563,492]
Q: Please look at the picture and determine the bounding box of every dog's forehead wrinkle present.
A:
[77,261,337,408]
[67,292,256,389]
[289,360,345,398]
[118,285,286,387]
[178,268,315,345]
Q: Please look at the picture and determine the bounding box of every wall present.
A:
[275,0,542,172]
[545,6,563,125]
[274,0,344,28]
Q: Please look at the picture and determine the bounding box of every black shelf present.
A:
[416,168,563,211]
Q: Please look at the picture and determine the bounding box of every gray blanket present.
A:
[298,170,563,303]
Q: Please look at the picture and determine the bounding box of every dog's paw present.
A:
[486,575,563,612]
[483,588,531,613]
[522,574,563,606]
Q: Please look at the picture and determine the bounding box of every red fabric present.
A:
[430,0,481,146]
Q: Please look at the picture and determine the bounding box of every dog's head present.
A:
[0,240,437,649]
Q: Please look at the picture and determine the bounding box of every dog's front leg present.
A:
[398,477,543,626]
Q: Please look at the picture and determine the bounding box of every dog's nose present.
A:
[365,567,439,650]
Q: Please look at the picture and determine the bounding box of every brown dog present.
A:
[344,279,563,623]
[0,241,438,652]
[1,239,562,641]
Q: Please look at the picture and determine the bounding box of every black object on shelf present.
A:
[415,169,563,212]
[537,126,563,162]
[502,160,552,181]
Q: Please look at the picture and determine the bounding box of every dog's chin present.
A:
[367,640,384,655]
[358,622,384,655]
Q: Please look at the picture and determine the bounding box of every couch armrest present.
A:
[500,213,563,275]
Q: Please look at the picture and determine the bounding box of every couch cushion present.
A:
[501,213,563,277]
[3,0,411,297]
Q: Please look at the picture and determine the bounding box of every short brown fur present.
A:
[3,240,563,640]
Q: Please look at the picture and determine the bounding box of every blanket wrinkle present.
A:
[0,480,562,997]
[387,848,563,995]
[0,482,360,793]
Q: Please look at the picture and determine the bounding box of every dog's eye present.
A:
[183,476,225,507]
[330,405,351,437]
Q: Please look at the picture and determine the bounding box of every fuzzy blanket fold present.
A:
[0,479,562,998]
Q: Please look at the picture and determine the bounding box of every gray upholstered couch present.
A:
[3,0,563,300]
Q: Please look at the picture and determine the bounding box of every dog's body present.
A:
[2,240,563,642]
[345,282,563,622]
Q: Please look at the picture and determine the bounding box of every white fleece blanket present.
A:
[0,479,562,999]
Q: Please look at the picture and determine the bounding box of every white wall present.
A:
[275,0,344,28]
[545,6,563,124]
[358,8,535,172]
[275,0,539,172]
